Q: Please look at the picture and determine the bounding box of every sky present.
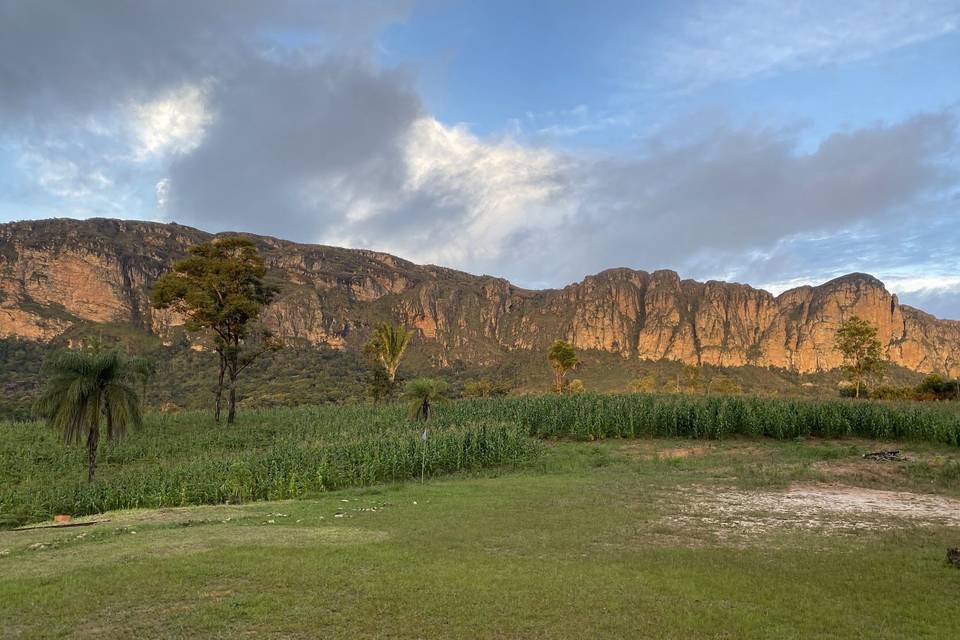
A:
[1,0,959,316]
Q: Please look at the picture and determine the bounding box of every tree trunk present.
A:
[227,368,238,424]
[419,396,430,420]
[87,422,100,483]
[855,379,861,399]
[214,351,226,424]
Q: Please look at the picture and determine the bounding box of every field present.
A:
[0,405,538,528]
[3,395,960,638]
[4,394,960,527]
[2,438,960,638]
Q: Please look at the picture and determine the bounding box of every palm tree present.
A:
[402,378,448,421]
[130,355,157,401]
[365,322,413,384]
[34,347,143,482]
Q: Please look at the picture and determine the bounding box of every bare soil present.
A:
[664,483,960,538]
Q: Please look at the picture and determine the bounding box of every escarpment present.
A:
[2,218,958,375]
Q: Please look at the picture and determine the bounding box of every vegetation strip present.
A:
[1,415,538,527]
[440,393,960,446]
[4,393,960,528]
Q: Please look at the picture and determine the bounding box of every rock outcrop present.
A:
[2,218,959,375]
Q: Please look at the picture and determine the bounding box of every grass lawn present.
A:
[2,438,959,639]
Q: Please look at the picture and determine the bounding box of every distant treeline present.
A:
[865,375,960,401]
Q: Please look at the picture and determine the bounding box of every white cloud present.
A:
[155,178,171,210]
[320,116,573,267]
[655,0,960,89]
[883,275,960,294]
[17,152,108,200]
[402,118,571,264]
[521,104,627,139]
[127,84,214,161]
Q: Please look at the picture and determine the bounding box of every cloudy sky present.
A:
[1,1,959,316]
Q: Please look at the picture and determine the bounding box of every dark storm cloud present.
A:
[0,0,410,124]
[0,0,424,238]
[165,56,422,235]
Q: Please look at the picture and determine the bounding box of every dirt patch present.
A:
[656,447,709,459]
[810,459,906,484]
[75,504,253,526]
[615,440,768,462]
[662,483,960,539]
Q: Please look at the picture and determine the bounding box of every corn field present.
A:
[441,393,960,445]
[0,408,537,526]
[3,393,959,527]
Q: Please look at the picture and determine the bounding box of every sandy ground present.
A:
[665,484,960,537]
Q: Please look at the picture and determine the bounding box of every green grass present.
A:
[0,405,538,527]
[443,393,960,444]
[4,394,960,527]
[1,441,959,638]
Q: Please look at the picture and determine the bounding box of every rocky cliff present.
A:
[2,218,959,375]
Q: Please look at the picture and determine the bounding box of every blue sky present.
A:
[1,0,959,315]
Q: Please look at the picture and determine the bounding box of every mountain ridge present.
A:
[1,217,958,376]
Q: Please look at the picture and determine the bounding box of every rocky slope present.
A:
[2,218,959,375]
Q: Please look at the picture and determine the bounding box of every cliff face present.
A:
[2,218,959,375]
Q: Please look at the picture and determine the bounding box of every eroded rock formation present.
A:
[2,218,958,375]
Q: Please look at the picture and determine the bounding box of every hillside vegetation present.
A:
[0,332,930,422]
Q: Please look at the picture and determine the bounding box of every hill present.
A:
[0,217,958,414]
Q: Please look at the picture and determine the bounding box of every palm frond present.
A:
[35,346,145,464]
[103,381,143,440]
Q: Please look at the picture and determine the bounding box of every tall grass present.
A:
[439,393,960,446]
[4,393,959,527]
[0,407,537,526]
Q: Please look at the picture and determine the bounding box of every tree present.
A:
[707,374,742,395]
[402,378,449,421]
[365,365,395,403]
[151,237,279,424]
[130,356,157,402]
[463,378,510,398]
[916,374,960,400]
[34,346,143,482]
[834,316,887,398]
[364,322,413,385]
[548,339,577,393]
[629,374,657,393]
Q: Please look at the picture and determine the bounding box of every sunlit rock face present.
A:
[2,218,959,375]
